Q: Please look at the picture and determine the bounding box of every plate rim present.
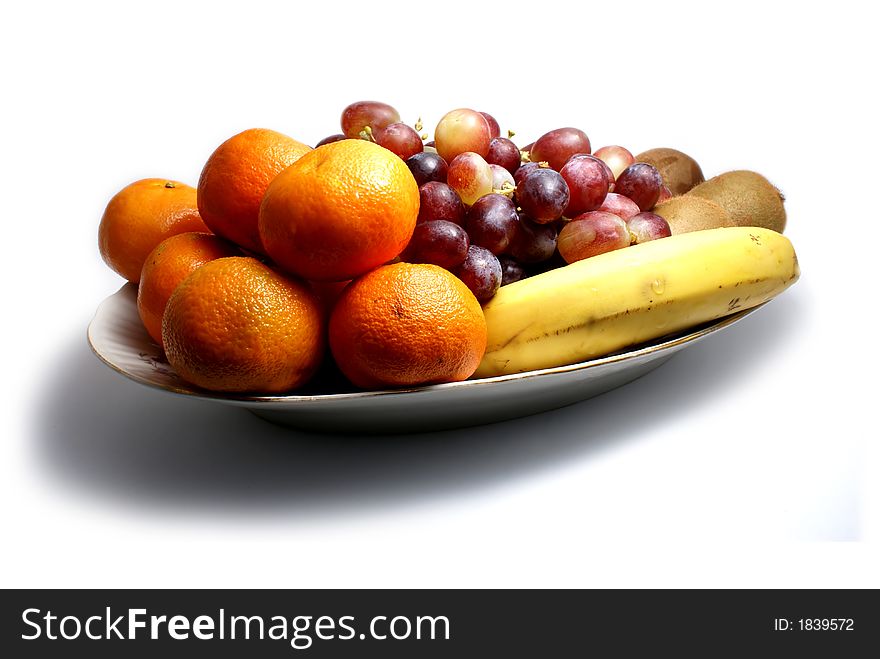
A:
[87,284,763,406]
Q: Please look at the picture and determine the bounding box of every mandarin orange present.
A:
[258,139,419,282]
[162,257,325,393]
[197,128,311,253]
[98,178,209,283]
[328,262,487,388]
[137,232,240,347]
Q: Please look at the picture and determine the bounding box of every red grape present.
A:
[560,154,611,216]
[487,137,522,174]
[593,145,635,180]
[480,111,501,139]
[341,101,400,139]
[455,245,502,302]
[627,212,671,244]
[375,122,423,160]
[316,133,346,148]
[499,255,527,286]
[507,214,558,263]
[434,108,491,162]
[401,220,470,269]
[407,151,448,186]
[557,211,631,263]
[447,152,494,205]
[515,168,570,223]
[615,163,663,211]
[465,193,520,255]
[597,192,641,220]
[657,185,673,204]
[418,182,466,225]
[529,127,592,171]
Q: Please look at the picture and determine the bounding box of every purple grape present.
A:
[507,214,558,263]
[376,122,423,160]
[406,151,448,186]
[515,168,570,223]
[560,154,611,216]
[455,245,502,302]
[465,193,520,255]
[615,163,663,211]
[418,182,466,225]
[487,137,522,175]
[316,133,347,148]
[513,161,544,186]
[499,255,527,286]
[401,220,470,269]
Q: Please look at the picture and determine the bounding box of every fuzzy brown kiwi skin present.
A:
[686,170,786,234]
[653,196,734,235]
[635,147,705,195]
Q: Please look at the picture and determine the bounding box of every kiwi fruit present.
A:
[686,170,786,233]
[653,196,734,235]
[635,147,705,195]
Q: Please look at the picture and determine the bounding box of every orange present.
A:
[162,256,325,393]
[197,128,312,254]
[137,232,241,347]
[259,139,419,282]
[98,178,209,283]
[329,262,487,388]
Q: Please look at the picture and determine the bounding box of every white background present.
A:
[1,1,877,588]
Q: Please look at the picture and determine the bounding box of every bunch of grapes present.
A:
[321,102,674,302]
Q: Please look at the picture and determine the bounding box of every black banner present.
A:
[2,589,876,656]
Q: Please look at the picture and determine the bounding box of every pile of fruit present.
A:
[97,101,799,394]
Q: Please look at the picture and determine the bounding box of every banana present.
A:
[475,226,799,377]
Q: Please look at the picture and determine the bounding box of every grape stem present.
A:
[494,182,516,197]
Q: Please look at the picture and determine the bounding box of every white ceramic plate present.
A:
[88,284,761,433]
